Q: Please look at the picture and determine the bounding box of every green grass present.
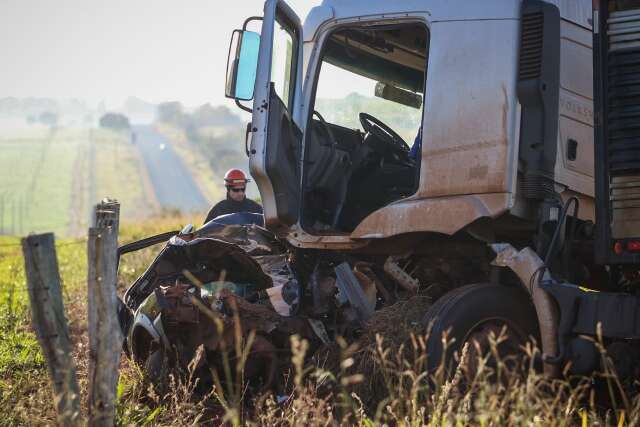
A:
[0,128,82,235]
[0,234,85,425]
[0,237,42,378]
[0,126,162,238]
[93,128,159,222]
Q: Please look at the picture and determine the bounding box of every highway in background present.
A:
[133,125,209,213]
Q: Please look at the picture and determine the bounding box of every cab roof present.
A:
[302,0,591,42]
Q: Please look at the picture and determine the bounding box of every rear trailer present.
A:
[594,0,640,264]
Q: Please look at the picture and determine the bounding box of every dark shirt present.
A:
[204,197,263,224]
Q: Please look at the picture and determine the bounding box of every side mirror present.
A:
[225,30,260,101]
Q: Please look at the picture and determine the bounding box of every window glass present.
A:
[271,20,295,109]
[314,62,423,144]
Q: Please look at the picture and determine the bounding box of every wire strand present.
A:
[0,238,87,248]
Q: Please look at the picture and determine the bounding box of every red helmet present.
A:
[224,168,250,188]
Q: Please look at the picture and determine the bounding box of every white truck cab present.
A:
[226,0,594,251]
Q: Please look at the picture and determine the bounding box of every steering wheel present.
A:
[359,112,410,155]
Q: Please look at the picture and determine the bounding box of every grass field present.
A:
[0,127,83,235]
[92,128,159,222]
[0,233,85,425]
[0,126,160,237]
[2,215,640,425]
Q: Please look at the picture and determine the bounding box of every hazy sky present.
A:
[0,0,317,110]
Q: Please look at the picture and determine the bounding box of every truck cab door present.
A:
[227,0,303,234]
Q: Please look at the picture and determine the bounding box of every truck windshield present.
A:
[315,61,422,143]
[314,23,428,145]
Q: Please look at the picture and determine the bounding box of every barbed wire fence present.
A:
[10,198,123,425]
[0,238,86,249]
[0,192,28,236]
[0,238,87,298]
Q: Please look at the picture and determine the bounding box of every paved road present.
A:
[133,125,209,213]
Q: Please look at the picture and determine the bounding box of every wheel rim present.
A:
[460,317,530,383]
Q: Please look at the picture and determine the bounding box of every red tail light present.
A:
[627,241,640,252]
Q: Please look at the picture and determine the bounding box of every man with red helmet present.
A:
[204,168,262,223]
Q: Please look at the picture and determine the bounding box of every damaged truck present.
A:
[118,0,640,389]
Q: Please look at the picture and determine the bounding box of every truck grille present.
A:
[519,12,544,80]
[608,9,640,238]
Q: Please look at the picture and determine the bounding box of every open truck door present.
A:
[225,0,303,234]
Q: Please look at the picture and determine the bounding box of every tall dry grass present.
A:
[115,318,640,426]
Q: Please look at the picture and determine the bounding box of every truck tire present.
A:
[422,283,539,379]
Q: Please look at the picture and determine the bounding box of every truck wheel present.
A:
[422,283,539,380]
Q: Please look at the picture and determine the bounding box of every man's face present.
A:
[228,186,246,202]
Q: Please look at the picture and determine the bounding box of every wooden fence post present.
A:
[87,199,122,426]
[22,233,80,426]
[92,198,120,230]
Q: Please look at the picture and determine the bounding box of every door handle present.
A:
[567,138,577,161]
[245,122,253,157]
